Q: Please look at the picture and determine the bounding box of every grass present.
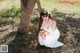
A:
[0,0,80,14]
[0,0,20,11]
[35,0,80,14]
[0,17,20,25]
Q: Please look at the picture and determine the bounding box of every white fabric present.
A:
[38,28,64,48]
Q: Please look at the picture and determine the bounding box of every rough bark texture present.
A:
[36,0,42,13]
[18,0,36,34]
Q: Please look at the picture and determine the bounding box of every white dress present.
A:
[38,27,64,48]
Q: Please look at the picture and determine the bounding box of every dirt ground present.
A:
[0,17,80,53]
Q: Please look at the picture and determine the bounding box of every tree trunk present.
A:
[18,0,36,34]
[36,0,42,13]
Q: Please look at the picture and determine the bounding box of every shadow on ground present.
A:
[2,17,80,53]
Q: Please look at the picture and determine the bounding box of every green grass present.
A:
[0,0,80,14]
[35,0,80,14]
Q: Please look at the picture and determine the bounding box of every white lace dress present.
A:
[38,25,64,48]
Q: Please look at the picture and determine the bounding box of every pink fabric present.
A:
[40,31,46,40]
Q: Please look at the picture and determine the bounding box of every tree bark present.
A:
[18,0,36,34]
[36,0,42,13]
